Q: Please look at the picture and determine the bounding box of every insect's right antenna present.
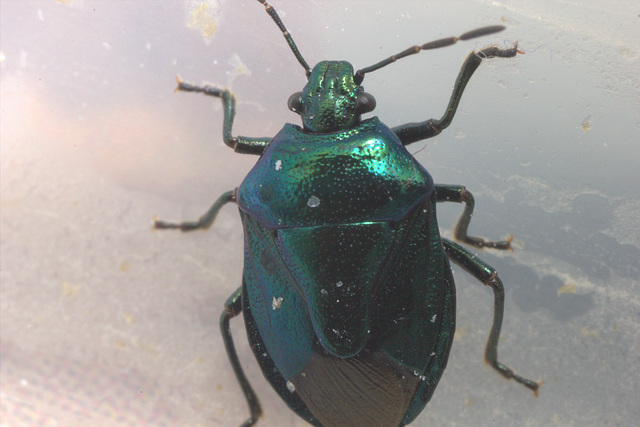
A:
[354,25,506,85]
[256,0,311,77]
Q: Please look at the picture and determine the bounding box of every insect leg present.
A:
[221,287,263,426]
[442,238,541,395]
[176,78,271,155]
[435,184,512,249]
[153,189,236,231]
[392,44,520,145]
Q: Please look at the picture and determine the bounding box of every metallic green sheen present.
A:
[155,10,538,425]
[300,61,361,133]
[236,117,455,426]
[236,117,433,228]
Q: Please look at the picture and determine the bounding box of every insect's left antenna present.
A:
[256,0,311,77]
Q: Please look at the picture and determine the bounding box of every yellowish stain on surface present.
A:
[61,281,81,297]
[133,340,160,356]
[453,324,470,339]
[581,326,599,338]
[188,2,218,38]
[119,260,133,272]
[558,283,578,295]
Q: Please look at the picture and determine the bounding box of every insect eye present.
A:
[288,92,304,113]
[356,92,376,114]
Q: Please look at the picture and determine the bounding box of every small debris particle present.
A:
[307,195,320,208]
[272,296,284,310]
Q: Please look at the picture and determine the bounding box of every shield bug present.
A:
[154,1,540,425]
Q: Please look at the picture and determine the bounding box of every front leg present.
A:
[176,78,272,155]
[392,44,521,146]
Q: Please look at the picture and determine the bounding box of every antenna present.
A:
[354,25,506,85]
[256,0,311,77]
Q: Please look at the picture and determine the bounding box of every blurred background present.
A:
[1,1,638,426]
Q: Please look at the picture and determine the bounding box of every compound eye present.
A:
[356,92,376,114]
[287,92,303,113]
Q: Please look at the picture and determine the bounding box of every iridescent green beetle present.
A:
[155,1,540,425]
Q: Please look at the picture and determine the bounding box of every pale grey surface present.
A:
[1,1,638,426]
